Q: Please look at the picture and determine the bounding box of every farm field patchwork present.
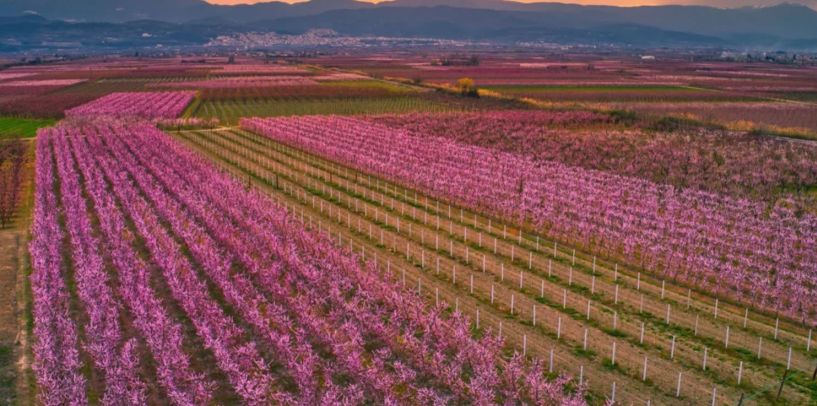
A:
[242,114,817,324]
[0,76,161,118]
[173,124,817,405]
[29,118,585,404]
[0,59,312,118]
[5,55,817,406]
[317,55,817,138]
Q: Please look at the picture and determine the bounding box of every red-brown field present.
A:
[619,102,817,133]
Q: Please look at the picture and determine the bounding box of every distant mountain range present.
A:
[1,0,817,51]
[0,0,372,23]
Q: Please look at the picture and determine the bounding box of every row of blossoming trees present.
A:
[370,111,817,201]
[29,91,585,404]
[242,115,817,324]
[64,91,196,119]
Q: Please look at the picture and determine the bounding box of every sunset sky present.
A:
[205,0,816,6]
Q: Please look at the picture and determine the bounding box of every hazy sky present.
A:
[206,0,817,7]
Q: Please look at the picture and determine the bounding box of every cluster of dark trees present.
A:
[434,55,480,67]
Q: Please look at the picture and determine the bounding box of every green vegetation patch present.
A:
[484,84,700,93]
[0,345,15,404]
[50,80,151,95]
[321,80,418,94]
[193,96,457,125]
[0,117,56,139]
[777,92,817,102]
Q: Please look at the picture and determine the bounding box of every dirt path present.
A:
[1,140,35,406]
[0,230,23,405]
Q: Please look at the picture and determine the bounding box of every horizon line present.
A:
[203,0,814,9]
